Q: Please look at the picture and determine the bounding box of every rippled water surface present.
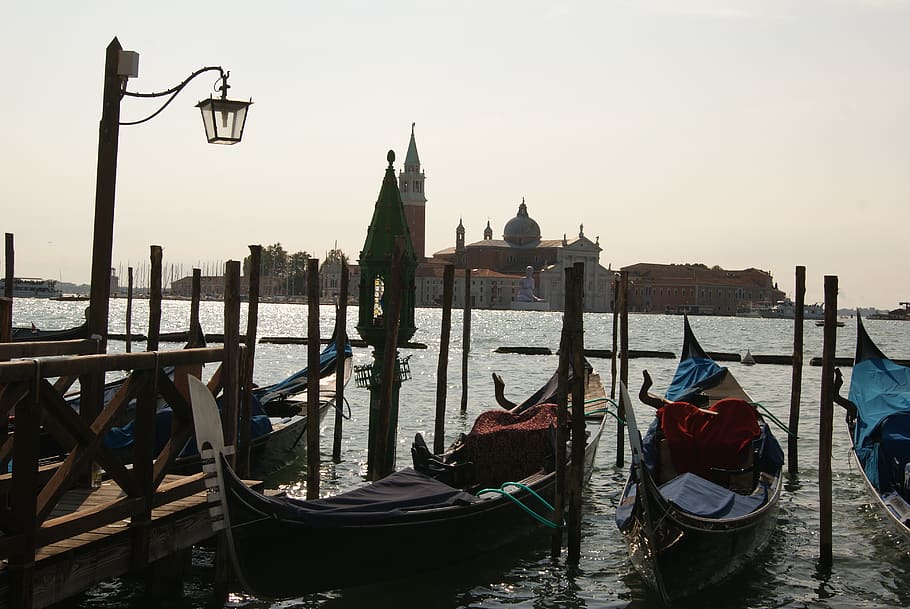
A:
[13,300,910,608]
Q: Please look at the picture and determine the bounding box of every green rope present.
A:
[751,401,797,438]
[477,481,563,528]
[582,397,626,425]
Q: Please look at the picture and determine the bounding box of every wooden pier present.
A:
[0,336,251,609]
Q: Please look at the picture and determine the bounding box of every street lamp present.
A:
[88,37,252,350]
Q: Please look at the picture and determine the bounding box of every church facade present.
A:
[400,126,613,312]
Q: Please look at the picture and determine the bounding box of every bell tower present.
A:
[398,123,427,261]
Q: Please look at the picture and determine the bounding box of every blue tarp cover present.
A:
[658,472,767,519]
[665,357,727,403]
[249,467,479,527]
[252,340,352,405]
[850,356,910,490]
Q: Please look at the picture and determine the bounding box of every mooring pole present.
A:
[146,246,162,352]
[610,274,619,401]
[616,270,629,468]
[818,275,838,568]
[374,240,405,479]
[189,269,203,346]
[306,257,321,498]
[461,266,472,413]
[238,245,262,478]
[567,262,586,565]
[788,265,806,475]
[331,261,349,463]
[4,233,13,311]
[125,267,133,353]
[551,265,573,558]
[434,264,455,453]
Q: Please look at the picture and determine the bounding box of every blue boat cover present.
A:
[253,467,479,527]
[665,318,727,404]
[849,356,910,490]
[252,340,352,405]
[658,472,767,519]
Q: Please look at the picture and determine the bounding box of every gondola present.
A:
[10,321,88,342]
[616,316,784,603]
[187,364,609,599]
[834,315,910,539]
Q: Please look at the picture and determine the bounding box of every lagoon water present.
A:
[13,299,910,608]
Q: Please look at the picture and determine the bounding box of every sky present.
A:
[2,1,908,309]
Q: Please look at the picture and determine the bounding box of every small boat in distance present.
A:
[815,319,845,327]
[616,316,784,602]
[0,277,62,298]
[834,315,910,541]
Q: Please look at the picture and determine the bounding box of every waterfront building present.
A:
[621,263,785,316]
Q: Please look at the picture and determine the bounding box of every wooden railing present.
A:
[0,344,237,605]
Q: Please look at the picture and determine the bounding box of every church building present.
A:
[402,125,614,312]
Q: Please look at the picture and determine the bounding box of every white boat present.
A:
[758,298,824,320]
[0,277,62,298]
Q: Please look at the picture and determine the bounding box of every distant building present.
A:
[621,263,785,315]
[397,126,612,311]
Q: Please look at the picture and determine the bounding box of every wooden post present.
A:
[818,275,837,567]
[3,233,13,343]
[374,240,405,480]
[331,261,349,463]
[616,270,629,468]
[460,266,472,413]
[189,269,203,347]
[306,258,321,498]
[9,378,40,609]
[788,265,806,475]
[4,232,13,299]
[610,274,619,401]
[551,266,573,559]
[125,267,133,353]
[567,262,586,565]
[238,246,262,478]
[433,264,455,454]
[0,297,10,345]
[87,38,123,354]
[222,261,241,468]
[147,246,162,352]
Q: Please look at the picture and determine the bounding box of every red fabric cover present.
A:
[657,398,760,480]
[464,403,562,487]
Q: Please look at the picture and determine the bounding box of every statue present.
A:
[516,266,543,302]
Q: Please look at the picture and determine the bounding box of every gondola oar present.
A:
[620,381,670,605]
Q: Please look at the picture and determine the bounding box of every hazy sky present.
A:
[2,1,908,308]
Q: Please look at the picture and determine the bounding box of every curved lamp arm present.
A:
[119,66,227,126]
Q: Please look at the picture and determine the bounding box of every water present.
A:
[12,300,910,608]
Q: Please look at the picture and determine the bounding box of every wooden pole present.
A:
[433,264,455,453]
[146,246,162,352]
[0,297,10,345]
[818,275,837,567]
[1,233,11,343]
[610,274,618,401]
[306,258,322,498]
[125,267,133,353]
[222,261,241,469]
[331,261,349,463]
[460,266,472,413]
[374,239,405,480]
[4,233,13,301]
[616,270,628,468]
[567,262,586,565]
[551,265,573,558]
[788,265,806,475]
[87,38,123,354]
[239,246,262,477]
[189,269,203,347]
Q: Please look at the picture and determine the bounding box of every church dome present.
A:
[503,200,541,246]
